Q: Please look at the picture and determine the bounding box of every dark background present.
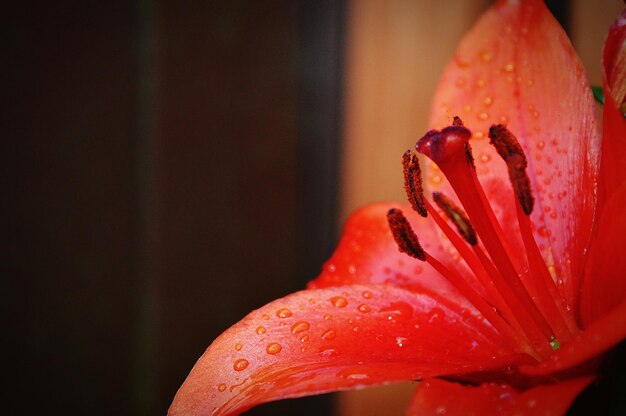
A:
[6,1,343,414]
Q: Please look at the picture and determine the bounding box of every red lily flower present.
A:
[170,1,626,415]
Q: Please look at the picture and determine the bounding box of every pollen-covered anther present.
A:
[386,208,426,261]
[488,124,527,166]
[402,150,427,217]
[488,124,534,215]
[416,123,474,167]
[432,192,477,245]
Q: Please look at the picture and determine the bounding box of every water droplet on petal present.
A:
[235,343,243,351]
[291,321,310,334]
[396,336,407,347]
[362,290,373,299]
[217,383,227,392]
[504,63,514,72]
[233,359,249,371]
[266,342,282,355]
[256,326,266,335]
[358,304,371,313]
[324,314,333,320]
[380,302,413,324]
[322,329,337,340]
[276,308,292,318]
[330,296,348,308]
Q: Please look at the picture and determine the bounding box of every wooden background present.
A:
[5,1,622,415]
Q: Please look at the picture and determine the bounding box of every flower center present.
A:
[388,117,580,361]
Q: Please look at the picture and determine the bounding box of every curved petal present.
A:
[522,299,626,376]
[599,9,626,206]
[308,203,477,299]
[169,284,518,416]
[406,376,593,416]
[580,181,626,325]
[428,0,600,307]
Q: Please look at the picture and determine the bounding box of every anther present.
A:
[432,192,477,245]
[402,151,427,217]
[488,124,534,215]
[452,116,464,126]
[386,208,426,260]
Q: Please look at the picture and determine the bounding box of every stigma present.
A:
[388,117,580,360]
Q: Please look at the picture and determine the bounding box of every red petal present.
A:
[599,9,626,206]
[407,376,593,416]
[309,203,478,299]
[428,0,600,307]
[169,284,518,416]
[523,299,626,376]
[580,181,626,325]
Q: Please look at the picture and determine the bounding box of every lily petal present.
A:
[580,181,626,325]
[599,8,626,205]
[428,0,600,307]
[524,288,626,376]
[308,203,477,299]
[406,376,593,416]
[169,284,519,416]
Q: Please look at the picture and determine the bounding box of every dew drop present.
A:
[300,334,309,343]
[499,115,509,123]
[217,383,227,392]
[322,329,337,340]
[301,346,308,352]
[362,290,373,299]
[330,296,348,308]
[235,343,243,351]
[479,50,493,62]
[475,79,485,88]
[396,336,408,347]
[291,321,310,334]
[430,174,442,185]
[326,263,336,273]
[538,227,551,238]
[261,314,270,321]
[473,131,485,140]
[477,112,488,121]
[358,304,371,313]
[380,302,413,324]
[324,314,333,320]
[348,265,356,275]
[504,63,514,72]
[266,342,282,355]
[479,153,491,163]
[463,104,472,113]
[536,141,545,150]
[276,308,293,318]
[483,96,493,107]
[233,358,249,371]
[428,307,445,324]
[256,326,266,335]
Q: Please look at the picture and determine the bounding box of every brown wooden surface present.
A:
[6,1,343,415]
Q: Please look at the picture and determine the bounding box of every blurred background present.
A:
[5,0,622,415]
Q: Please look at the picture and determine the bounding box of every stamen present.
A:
[386,208,425,260]
[452,116,464,126]
[402,151,427,217]
[432,192,477,245]
[489,123,579,339]
[386,207,529,353]
[416,122,557,350]
[488,124,534,214]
